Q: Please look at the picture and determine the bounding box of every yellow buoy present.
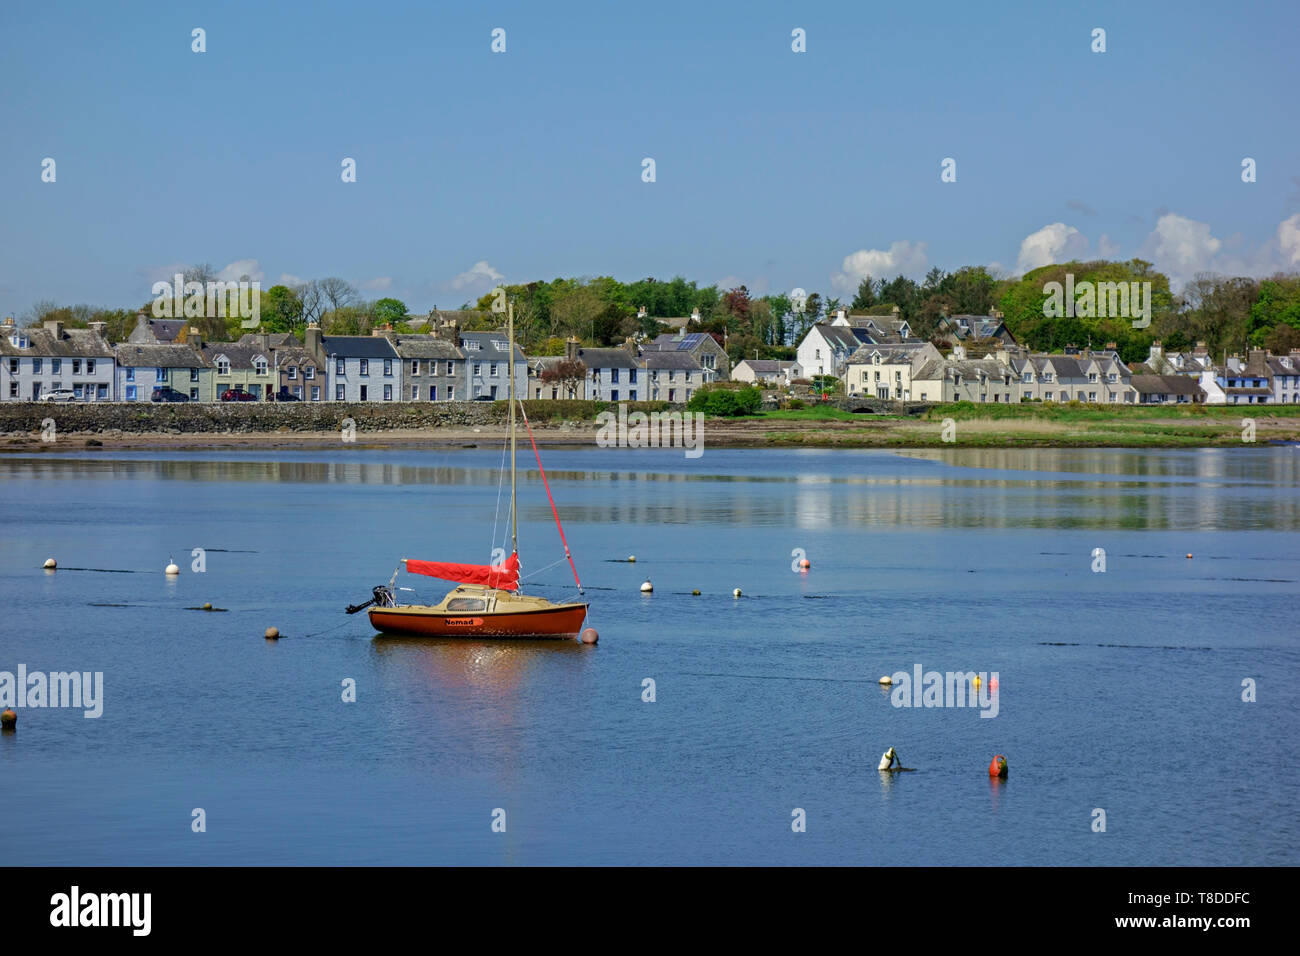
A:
[733,588,742,598]
[691,589,700,595]
[202,602,213,611]
[265,626,280,639]
[627,556,636,563]
[878,676,893,685]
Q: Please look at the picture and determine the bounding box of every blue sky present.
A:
[2,0,1297,317]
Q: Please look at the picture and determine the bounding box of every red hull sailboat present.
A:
[354,301,588,640]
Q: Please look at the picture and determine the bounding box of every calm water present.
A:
[1,446,1297,865]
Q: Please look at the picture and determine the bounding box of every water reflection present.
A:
[3,448,1297,531]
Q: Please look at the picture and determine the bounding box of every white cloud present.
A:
[1277,214,1300,269]
[830,241,928,295]
[277,273,305,287]
[1139,214,1223,288]
[1097,234,1120,258]
[1016,223,1089,274]
[359,276,393,292]
[446,260,504,292]
[218,259,264,283]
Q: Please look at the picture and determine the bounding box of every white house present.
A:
[0,318,115,401]
[643,352,704,403]
[796,323,877,379]
[732,359,801,385]
[321,335,401,402]
[458,331,527,401]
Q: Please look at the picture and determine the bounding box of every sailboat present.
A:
[356,302,588,640]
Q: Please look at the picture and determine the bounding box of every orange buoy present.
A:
[580,628,598,645]
[265,626,280,639]
[989,676,999,691]
[1186,553,1193,559]
[1,708,16,729]
[799,558,811,570]
[988,754,1008,777]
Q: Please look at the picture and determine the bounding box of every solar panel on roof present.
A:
[678,334,703,349]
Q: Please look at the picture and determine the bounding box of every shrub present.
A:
[688,384,762,416]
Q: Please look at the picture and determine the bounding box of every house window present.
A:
[411,360,420,376]
[360,359,369,375]
[190,388,199,400]
[447,387,454,400]
[72,359,81,374]
[52,359,61,374]
[294,386,303,398]
[125,367,135,382]
[304,366,314,379]
[7,359,16,373]
[217,358,230,375]
[383,384,392,401]
[336,359,345,375]
[8,382,16,397]
[473,363,481,376]
[611,389,619,401]
[411,385,419,399]
[157,368,169,382]
[1088,391,1097,402]
[629,369,637,383]
[383,359,392,376]
[446,362,455,375]
[336,384,345,400]
[490,363,498,377]
[310,386,320,401]
[190,368,199,382]
[33,358,42,373]
[1024,373,1032,382]
[125,385,137,400]
[86,360,95,374]
[1089,373,1097,382]
[1045,391,1053,401]
[1023,391,1033,400]
[288,365,297,380]
[630,390,637,400]
[254,357,268,375]
[611,369,619,383]
[1042,373,1052,382]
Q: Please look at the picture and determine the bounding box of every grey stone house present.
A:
[458,331,527,400]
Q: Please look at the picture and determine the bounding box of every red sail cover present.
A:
[404,552,520,590]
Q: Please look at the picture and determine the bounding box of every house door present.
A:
[32,383,41,400]
[360,385,368,401]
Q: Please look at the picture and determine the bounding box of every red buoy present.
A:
[580,628,599,645]
[988,754,1008,777]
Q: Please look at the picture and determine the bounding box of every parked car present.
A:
[268,388,300,402]
[151,387,190,403]
[220,388,258,402]
[472,394,495,401]
[39,388,77,403]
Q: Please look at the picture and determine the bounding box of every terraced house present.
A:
[1013,347,1136,403]
[566,341,640,401]
[319,333,400,402]
[845,342,943,399]
[374,331,464,402]
[114,338,208,401]
[458,331,526,401]
[911,346,1020,403]
[0,318,114,401]
[642,351,704,402]
[200,340,276,401]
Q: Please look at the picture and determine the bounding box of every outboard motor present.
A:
[345,585,396,615]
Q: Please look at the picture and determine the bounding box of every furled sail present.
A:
[403,552,519,590]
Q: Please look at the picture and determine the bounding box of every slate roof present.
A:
[236,333,300,349]
[318,335,399,359]
[201,342,275,369]
[457,331,525,362]
[643,352,703,371]
[114,343,207,368]
[738,360,796,373]
[577,347,639,370]
[274,346,322,368]
[847,342,932,365]
[647,332,720,352]
[134,318,187,343]
[1131,374,1204,396]
[381,335,464,360]
[811,324,877,351]
[0,326,113,357]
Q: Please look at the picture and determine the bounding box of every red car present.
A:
[220,388,258,402]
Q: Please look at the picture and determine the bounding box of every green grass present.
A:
[925,401,1283,423]
[734,407,865,422]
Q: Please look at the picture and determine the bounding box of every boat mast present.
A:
[508,299,518,555]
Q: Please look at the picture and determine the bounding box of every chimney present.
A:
[637,305,647,319]
[305,321,323,361]
[89,321,108,338]
[1148,341,1163,362]
[951,344,966,361]
[565,336,579,362]
[1194,341,1208,355]
[188,328,202,351]
[690,307,700,323]
[434,320,459,343]
[44,319,65,339]
[891,305,901,316]
[622,337,639,356]
[835,308,847,321]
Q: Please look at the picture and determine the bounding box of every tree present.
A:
[260,285,303,334]
[317,277,357,316]
[374,297,408,326]
[851,278,877,310]
[539,358,587,398]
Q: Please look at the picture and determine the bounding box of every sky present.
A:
[2,0,1298,318]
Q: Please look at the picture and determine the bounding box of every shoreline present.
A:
[4,415,1299,452]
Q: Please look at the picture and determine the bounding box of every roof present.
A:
[236,333,299,349]
[135,318,187,343]
[847,342,933,365]
[738,359,796,373]
[380,335,464,360]
[1267,356,1299,375]
[577,347,639,369]
[457,331,525,362]
[318,335,399,359]
[1130,374,1204,396]
[273,346,321,367]
[113,343,207,368]
[809,324,877,351]
[200,342,274,368]
[643,352,703,370]
[0,325,113,358]
[648,332,719,352]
